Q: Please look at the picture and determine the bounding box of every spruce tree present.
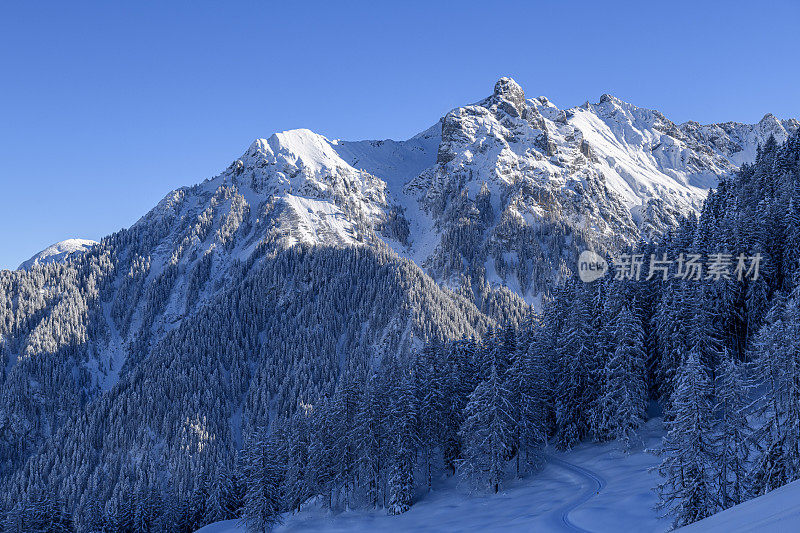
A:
[459,365,514,493]
[713,353,751,509]
[387,368,418,515]
[655,353,717,527]
[284,412,312,513]
[242,431,283,532]
[750,290,800,494]
[505,338,546,475]
[598,305,647,449]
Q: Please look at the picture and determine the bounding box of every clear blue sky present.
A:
[1,1,798,269]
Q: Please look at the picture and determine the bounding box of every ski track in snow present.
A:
[545,454,607,533]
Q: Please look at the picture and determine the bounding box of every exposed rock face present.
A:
[392,78,795,302]
[493,77,527,118]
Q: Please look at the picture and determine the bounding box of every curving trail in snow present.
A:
[544,454,608,532]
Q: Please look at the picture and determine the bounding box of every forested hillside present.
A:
[0,230,499,531]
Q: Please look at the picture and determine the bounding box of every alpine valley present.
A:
[1,78,798,532]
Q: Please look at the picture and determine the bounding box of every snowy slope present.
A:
[17,238,98,270]
[677,480,800,532]
[196,419,669,533]
[400,78,796,300]
[331,122,441,186]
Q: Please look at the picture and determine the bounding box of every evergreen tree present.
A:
[284,412,313,513]
[441,338,478,475]
[415,339,447,492]
[713,353,751,509]
[655,353,717,527]
[352,373,384,508]
[242,431,283,532]
[598,305,647,449]
[505,329,546,475]
[386,366,418,515]
[207,458,239,522]
[459,365,514,493]
[328,376,360,508]
[750,290,800,494]
[554,286,598,449]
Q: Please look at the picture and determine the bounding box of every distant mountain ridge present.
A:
[17,238,98,270]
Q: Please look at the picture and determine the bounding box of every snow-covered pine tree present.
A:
[414,339,447,492]
[352,373,385,508]
[187,469,211,530]
[476,327,498,381]
[505,319,546,475]
[134,474,165,532]
[750,289,800,495]
[284,411,312,513]
[713,352,751,509]
[783,194,800,288]
[689,284,724,380]
[459,364,514,493]
[328,374,360,508]
[155,481,185,533]
[207,457,240,522]
[386,361,418,515]
[440,338,478,475]
[82,496,106,533]
[554,284,598,449]
[242,430,283,532]
[307,398,337,509]
[655,352,717,527]
[497,321,518,373]
[598,304,647,450]
[105,488,135,533]
[16,487,74,533]
[654,284,694,407]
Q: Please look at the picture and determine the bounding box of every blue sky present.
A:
[1,1,798,269]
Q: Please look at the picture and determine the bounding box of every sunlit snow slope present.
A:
[17,238,98,270]
[24,78,795,303]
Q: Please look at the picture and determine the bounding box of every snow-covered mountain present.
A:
[20,79,794,302]
[17,238,98,270]
[0,78,796,528]
[157,77,795,303]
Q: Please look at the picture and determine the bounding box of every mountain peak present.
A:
[759,112,780,127]
[237,129,346,179]
[492,77,526,117]
[598,93,621,105]
[494,77,523,98]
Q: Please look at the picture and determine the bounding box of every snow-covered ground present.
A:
[197,419,669,532]
[677,479,800,532]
